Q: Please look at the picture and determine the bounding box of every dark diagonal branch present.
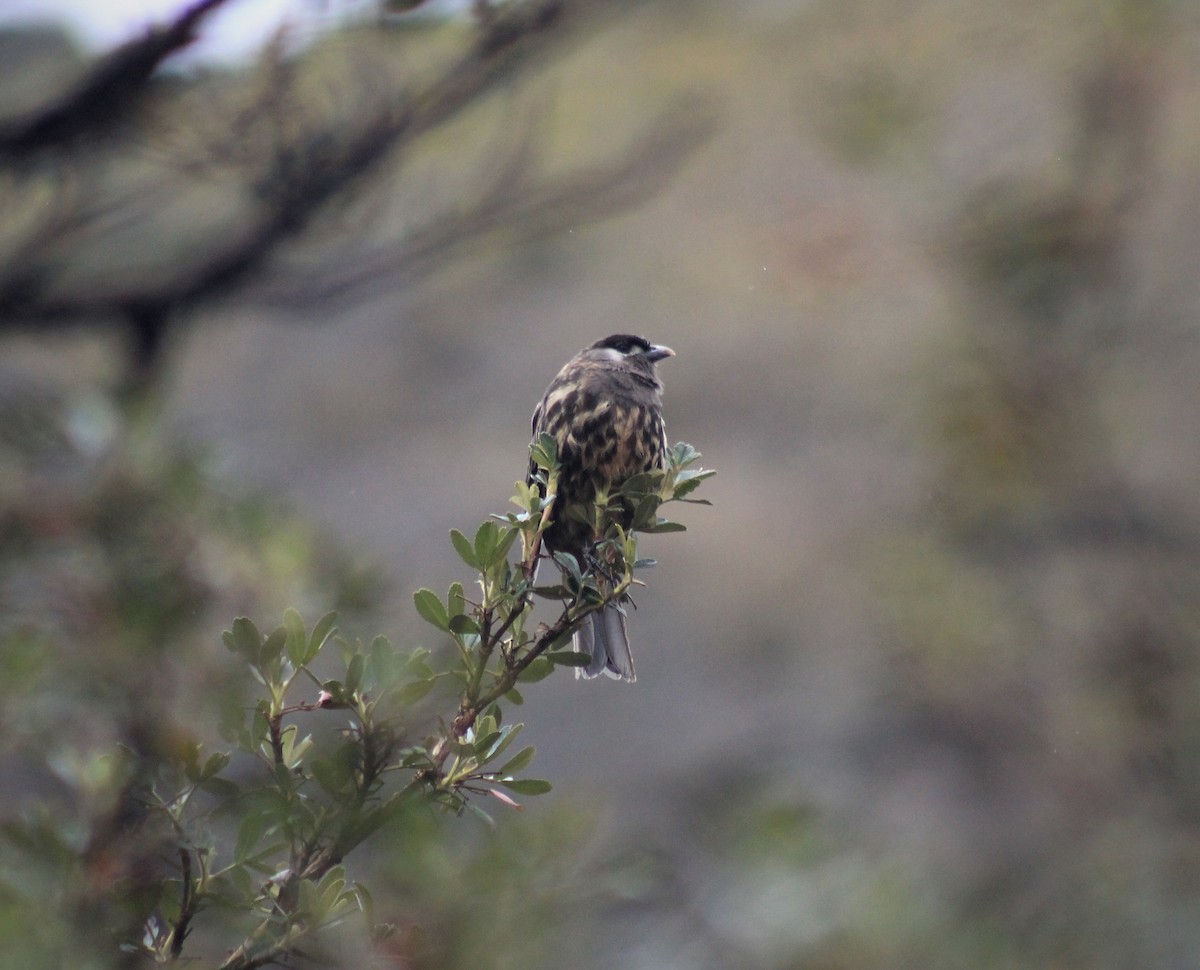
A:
[0,0,661,328]
[256,92,719,309]
[0,0,237,154]
[0,0,709,392]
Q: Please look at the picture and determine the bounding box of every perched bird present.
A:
[528,334,675,681]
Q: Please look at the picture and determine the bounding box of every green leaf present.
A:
[492,526,519,565]
[499,778,552,795]
[283,608,307,667]
[395,678,435,706]
[630,496,663,532]
[218,705,249,747]
[352,882,375,928]
[450,529,479,569]
[317,866,347,917]
[496,525,520,557]
[619,471,661,494]
[311,758,353,796]
[298,879,320,919]
[465,800,496,826]
[449,614,480,636]
[235,812,267,861]
[447,582,466,620]
[474,521,498,566]
[497,745,536,776]
[399,746,432,768]
[552,551,581,582]
[369,635,396,689]
[509,481,539,514]
[530,432,559,471]
[474,731,502,759]
[404,647,433,680]
[640,519,687,534]
[346,653,365,693]
[308,611,339,664]
[506,686,525,705]
[276,724,310,770]
[200,751,231,781]
[670,442,702,468]
[474,714,498,740]
[413,588,449,631]
[261,626,287,668]
[478,723,521,764]
[518,657,554,682]
[223,617,263,661]
[546,627,576,652]
[671,468,716,500]
[673,466,713,483]
[548,650,590,667]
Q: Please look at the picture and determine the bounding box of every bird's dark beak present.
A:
[644,344,675,363]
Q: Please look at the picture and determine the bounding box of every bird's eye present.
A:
[594,334,651,356]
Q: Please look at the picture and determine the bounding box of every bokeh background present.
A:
[4,0,1200,967]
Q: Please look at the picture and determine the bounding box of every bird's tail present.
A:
[574,604,636,682]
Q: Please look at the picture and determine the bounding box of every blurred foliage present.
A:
[0,374,712,968]
[0,384,380,728]
[820,68,925,166]
[860,16,1200,970]
[0,385,382,969]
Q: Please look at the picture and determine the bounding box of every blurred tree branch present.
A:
[935,30,1165,549]
[0,0,710,383]
[0,0,236,155]
[257,91,717,309]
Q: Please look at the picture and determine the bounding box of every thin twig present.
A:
[169,847,196,958]
[267,712,285,768]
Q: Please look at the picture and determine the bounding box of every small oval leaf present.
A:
[450,529,479,569]
[283,608,307,667]
[499,778,552,796]
[308,611,339,663]
[497,745,536,776]
[413,589,449,631]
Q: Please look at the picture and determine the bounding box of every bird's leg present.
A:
[582,534,628,593]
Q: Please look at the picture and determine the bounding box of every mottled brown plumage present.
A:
[529,334,674,681]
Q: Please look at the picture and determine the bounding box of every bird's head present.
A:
[586,334,676,368]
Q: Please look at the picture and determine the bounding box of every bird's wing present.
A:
[531,397,544,437]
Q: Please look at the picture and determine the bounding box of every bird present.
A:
[528,334,675,681]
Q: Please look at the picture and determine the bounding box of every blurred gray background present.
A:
[4,0,1200,967]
